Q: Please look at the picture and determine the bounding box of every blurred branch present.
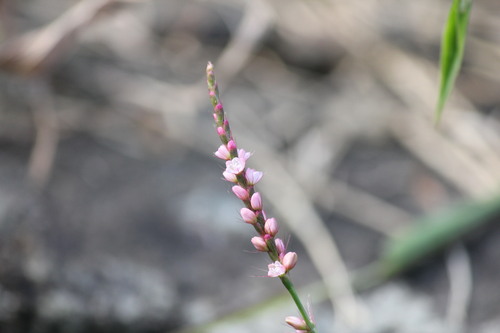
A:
[27,80,59,188]
[0,0,121,75]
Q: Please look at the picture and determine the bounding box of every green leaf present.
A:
[436,0,472,123]
[380,192,500,277]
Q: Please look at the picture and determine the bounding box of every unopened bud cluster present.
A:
[207,62,297,278]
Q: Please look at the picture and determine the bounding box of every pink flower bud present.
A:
[264,218,278,236]
[240,208,257,224]
[225,157,245,174]
[227,140,237,151]
[251,236,268,252]
[285,316,308,330]
[222,171,237,182]
[216,127,225,136]
[250,192,262,210]
[215,103,223,111]
[214,145,230,160]
[232,185,249,200]
[268,261,286,277]
[282,252,298,271]
[209,91,216,97]
[213,113,217,122]
[245,168,263,185]
[275,238,286,255]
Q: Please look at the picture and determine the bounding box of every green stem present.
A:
[280,275,317,333]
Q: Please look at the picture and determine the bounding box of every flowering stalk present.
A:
[206,62,317,333]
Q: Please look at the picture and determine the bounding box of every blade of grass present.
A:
[436,0,472,123]
[379,192,500,279]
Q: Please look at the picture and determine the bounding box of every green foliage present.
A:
[381,193,500,277]
[436,0,472,123]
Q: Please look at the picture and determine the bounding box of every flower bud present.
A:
[232,185,249,200]
[251,236,268,252]
[264,217,278,236]
[285,316,308,331]
[282,252,298,271]
[250,192,262,210]
[216,127,225,136]
[227,140,237,151]
[240,208,257,224]
[275,238,286,255]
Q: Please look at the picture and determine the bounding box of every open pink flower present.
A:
[268,261,286,277]
[245,168,263,185]
[225,157,245,174]
[222,171,237,182]
[238,148,252,161]
[214,144,230,160]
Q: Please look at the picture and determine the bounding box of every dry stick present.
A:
[214,0,275,85]
[27,79,59,188]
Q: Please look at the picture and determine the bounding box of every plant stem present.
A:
[280,275,317,333]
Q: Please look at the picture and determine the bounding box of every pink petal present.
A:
[225,157,245,174]
[268,261,286,277]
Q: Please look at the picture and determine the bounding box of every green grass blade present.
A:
[380,192,500,277]
[436,0,472,123]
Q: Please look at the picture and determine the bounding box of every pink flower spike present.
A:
[216,127,225,136]
[237,149,252,161]
[285,316,308,331]
[250,192,263,210]
[232,185,249,201]
[245,168,263,185]
[222,171,237,183]
[227,140,237,151]
[268,261,286,277]
[282,252,298,271]
[264,217,279,237]
[214,145,230,160]
[240,208,257,224]
[251,236,268,252]
[275,238,286,255]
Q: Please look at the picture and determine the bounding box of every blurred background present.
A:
[0,0,500,332]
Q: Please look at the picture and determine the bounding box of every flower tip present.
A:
[232,185,249,201]
[240,207,257,224]
[207,61,214,71]
[250,192,263,210]
[264,217,278,236]
[251,236,268,252]
[285,316,308,331]
[282,252,298,271]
